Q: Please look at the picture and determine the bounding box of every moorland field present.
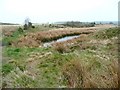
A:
[1,24,119,88]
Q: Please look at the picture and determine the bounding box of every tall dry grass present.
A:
[62,58,118,88]
[62,60,85,88]
[2,26,19,36]
[53,42,70,53]
[14,29,95,47]
[52,34,91,53]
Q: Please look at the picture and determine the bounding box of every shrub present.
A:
[24,24,28,30]
[18,27,23,33]
[32,26,35,28]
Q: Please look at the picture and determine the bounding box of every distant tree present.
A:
[24,24,28,30]
[49,24,52,27]
[71,21,74,28]
[24,18,34,30]
[93,22,96,25]
[18,27,23,32]
[28,22,32,28]
[109,22,113,24]
[32,26,35,28]
[25,18,30,25]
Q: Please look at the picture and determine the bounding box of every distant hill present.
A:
[95,21,118,25]
[0,22,19,25]
[54,22,66,24]
[54,21,118,25]
[54,21,95,28]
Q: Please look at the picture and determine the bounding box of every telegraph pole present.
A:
[118,1,120,27]
[118,1,120,89]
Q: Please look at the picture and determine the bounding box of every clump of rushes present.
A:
[62,59,85,88]
[53,42,70,53]
[108,60,118,88]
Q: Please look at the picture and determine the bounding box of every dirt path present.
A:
[24,52,52,80]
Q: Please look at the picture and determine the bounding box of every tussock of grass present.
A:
[53,43,70,53]
[62,59,85,88]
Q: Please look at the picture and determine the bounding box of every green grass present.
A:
[94,27,119,39]
[2,27,25,46]
[15,74,38,88]
[2,63,14,75]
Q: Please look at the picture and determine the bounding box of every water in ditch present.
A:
[43,35,80,47]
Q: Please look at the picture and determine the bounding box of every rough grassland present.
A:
[2,26,119,88]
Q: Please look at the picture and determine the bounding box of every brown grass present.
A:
[14,28,95,47]
[62,59,99,88]
[62,59,85,88]
[53,42,70,53]
[52,34,91,52]
[2,26,19,36]
[62,58,118,88]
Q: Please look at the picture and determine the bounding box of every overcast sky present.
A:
[0,0,119,24]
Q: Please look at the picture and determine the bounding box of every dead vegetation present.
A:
[52,34,91,53]
[2,26,20,37]
[53,42,70,53]
[62,60,85,88]
[12,28,95,47]
[62,57,118,88]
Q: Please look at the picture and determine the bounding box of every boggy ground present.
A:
[2,25,119,88]
[12,28,96,47]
